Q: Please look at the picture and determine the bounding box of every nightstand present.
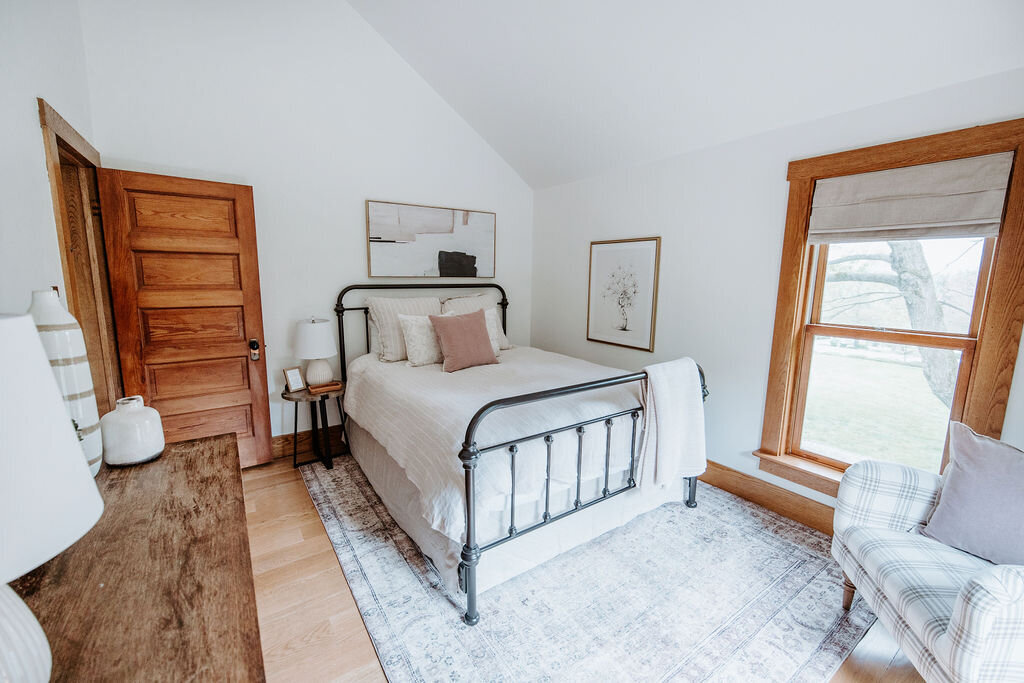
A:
[281,385,348,468]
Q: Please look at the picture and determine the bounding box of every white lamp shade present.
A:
[0,314,104,583]
[294,318,337,360]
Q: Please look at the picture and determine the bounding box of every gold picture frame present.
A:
[365,199,496,278]
[586,236,661,352]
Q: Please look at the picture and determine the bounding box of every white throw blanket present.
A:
[640,357,707,483]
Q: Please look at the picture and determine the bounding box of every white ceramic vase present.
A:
[27,290,102,477]
[100,396,165,466]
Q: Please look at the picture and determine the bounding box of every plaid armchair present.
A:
[832,460,1024,683]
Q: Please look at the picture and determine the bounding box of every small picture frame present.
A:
[283,366,305,393]
[587,237,661,352]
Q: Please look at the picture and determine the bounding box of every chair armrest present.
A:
[944,565,1024,682]
[833,460,942,536]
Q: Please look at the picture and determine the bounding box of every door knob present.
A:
[249,339,261,361]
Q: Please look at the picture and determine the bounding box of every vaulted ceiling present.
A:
[348,0,1024,188]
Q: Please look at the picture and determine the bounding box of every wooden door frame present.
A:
[40,98,101,313]
[39,97,123,414]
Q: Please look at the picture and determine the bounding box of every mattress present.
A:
[344,346,687,594]
[345,347,641,539]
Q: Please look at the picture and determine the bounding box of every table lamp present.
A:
[0,314,104,682]
[294,317,337,387]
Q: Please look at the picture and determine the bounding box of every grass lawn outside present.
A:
[800,350,954,472]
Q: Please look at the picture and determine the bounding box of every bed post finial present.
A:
[458,442,481,625]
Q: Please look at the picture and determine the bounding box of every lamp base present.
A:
[0,584,51,683]
[304,358,333,386]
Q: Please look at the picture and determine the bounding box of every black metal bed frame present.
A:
[335,283,707,625]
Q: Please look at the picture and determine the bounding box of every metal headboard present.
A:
[335,283,509,382]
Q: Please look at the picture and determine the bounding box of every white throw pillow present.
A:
[366,296,442,362]
[442,294,510,349]
[368,318,381,356]
[398,311,499,366]
[481,308,503,358]
[398,313,446,367]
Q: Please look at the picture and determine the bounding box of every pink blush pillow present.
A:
[429,309,498,373]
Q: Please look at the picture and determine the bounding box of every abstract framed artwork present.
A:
[366,200,496,277]
[586,236,661,351]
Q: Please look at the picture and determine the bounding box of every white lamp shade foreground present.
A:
[1,314,104,683]
[0,314,104,583]
[294,318,337,386]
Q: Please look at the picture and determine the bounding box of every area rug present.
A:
[301,458,874,682]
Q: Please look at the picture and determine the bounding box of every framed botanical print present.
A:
[366,200,496,277]
[586,237,661,352]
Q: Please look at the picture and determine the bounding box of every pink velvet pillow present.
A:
[429,309,498,373]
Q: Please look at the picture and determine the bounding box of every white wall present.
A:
[76,0,534,436]
[532,69,1024,506]
[0,0,95,313]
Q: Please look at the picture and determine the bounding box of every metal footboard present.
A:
[457,368,707,625]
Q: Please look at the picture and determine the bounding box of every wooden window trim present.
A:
[756,118,1024,494]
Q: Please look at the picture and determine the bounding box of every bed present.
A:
[335,283,708,624]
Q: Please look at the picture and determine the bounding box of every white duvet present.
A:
[343,347,642,546]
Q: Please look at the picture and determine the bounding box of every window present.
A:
[794,237,993,473]
[756,119,1024,496]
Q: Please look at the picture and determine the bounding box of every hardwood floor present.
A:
[832,621,924,682]
[242,457,384,682]
[242,455,922,682]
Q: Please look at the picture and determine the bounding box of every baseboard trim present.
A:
[270,424,346,461]
[699,460,834,536]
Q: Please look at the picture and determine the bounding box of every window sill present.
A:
[753,451,843,498]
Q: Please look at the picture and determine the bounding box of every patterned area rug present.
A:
[301,458,874,682]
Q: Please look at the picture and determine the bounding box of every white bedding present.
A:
[344,346,643,547]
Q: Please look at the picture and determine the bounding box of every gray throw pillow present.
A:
[921,421,1024,565]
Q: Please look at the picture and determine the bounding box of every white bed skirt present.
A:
[347,418,687,596]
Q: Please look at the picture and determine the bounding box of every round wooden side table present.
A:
[281,384,348,469]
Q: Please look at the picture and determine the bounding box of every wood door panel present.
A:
[135,252,241,289]
[137,290,245,308]
[99,169,271,467]
[147,357,249,400]
[143,341,248,365]
[153,389,254,417]
[142,307,245,345]
[130,233,241,254]
[131,193,236,236]
[162,405,252,442]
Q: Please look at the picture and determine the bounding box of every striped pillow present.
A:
[442,294,510,349]
[366,296,442,362]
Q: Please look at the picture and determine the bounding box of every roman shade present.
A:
[807,152,1014,243]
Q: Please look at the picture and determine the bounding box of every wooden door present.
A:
[98,170,272,467]
[57,157,123,415]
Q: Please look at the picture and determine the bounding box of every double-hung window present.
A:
[757,122,1024,495]
[796,236,993,473]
